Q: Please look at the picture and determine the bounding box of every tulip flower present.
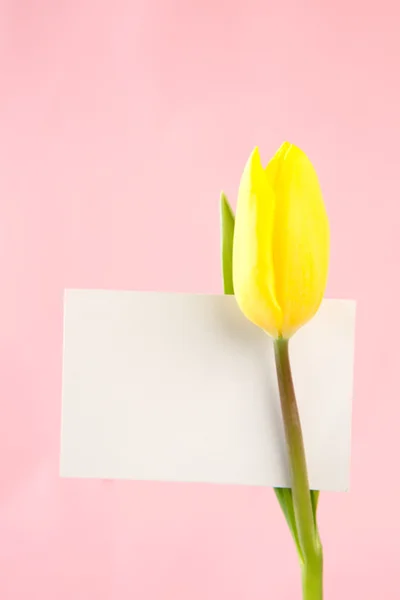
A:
[232,142,329,340]
[220,143,329,600]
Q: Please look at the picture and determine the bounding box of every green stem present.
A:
[302,553,323,600]
[274,338,323,600]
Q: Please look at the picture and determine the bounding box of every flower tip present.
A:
[246,146,264,172]
[275,141,294,159]
[250,146,261,161]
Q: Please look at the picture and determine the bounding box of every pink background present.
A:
[0,1,398,598]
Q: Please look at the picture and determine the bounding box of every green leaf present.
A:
[220,193,235,295]
[310,490,320,523]
[218,193,302,561]
[274,488,303,559]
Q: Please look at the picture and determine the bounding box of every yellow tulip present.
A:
[232,142,330,339]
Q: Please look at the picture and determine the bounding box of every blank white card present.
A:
[60,290,356,491]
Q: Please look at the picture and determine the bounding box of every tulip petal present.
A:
[266,143,330,337]
[233,147,282,336]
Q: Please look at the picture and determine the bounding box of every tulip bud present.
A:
[232,143,330,339]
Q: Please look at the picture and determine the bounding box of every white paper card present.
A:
[60,290,355,491]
